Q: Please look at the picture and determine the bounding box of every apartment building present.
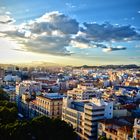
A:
[0,68,5,78]
[133,118,140,140]
[67,84,101,100]
[16,81,42,97]
[98,117,134,140]
[16,81,42,112]
[29,93,63,118]
[62,97,113,140]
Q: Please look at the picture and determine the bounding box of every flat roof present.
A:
[99,116,134,127]
[38,93,64,100]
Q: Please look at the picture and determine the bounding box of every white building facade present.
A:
[62,97,113,140]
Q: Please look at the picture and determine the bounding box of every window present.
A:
[98,124,102,129]
[137,130,140,134]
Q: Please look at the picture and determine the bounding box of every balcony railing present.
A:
[105,128,117,135]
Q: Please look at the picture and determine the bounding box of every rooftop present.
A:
[39,93,64,100]
[99,116,134,127]
[70,98,110,112]
[71,101,89,112]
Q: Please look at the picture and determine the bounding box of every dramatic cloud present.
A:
[2,11,79,55]
[4,30,72,55]
[22,35,71,55]
[102,46,126,52]
[80,22,140,42]
[28,11,79,35]
[1,11,140,55]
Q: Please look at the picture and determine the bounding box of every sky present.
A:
[0,0,140,66]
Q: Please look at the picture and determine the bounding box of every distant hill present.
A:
[74,64,140,69]
[0,63,139,69]
[0,61,65,68]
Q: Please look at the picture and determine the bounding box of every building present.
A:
[16,81,42,97]
[0,68,5,78]
[29,93,63,119]
[133,118,140,140]
[62,97,113,140]
[67,84,101,100]
[98,117,134,140]
[16,81,42,115]
[35,77,57,85]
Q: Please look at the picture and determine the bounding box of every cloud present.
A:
[70,40,92,49]
[12,48,27,52]
[0,10,15,32]
[0,15,15,24]
[70,36,107,49]
[0,16,15,32]
[22,35,72,55]
[1,11,140,56]
[2,11,79,56]
[29,11,79,35]
[65,3,76,8]
[4,30,72,55]
[80,22,140,42]
[102,46,126,52]
[5,11,11,15]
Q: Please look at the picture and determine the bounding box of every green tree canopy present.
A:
[0,88,9,101]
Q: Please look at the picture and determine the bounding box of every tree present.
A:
[0,104,18,123]
[0,91,77,140]
[0,88,9,101]
[98,136,111,140]
[30,116,77,140]
[0,113,77,140]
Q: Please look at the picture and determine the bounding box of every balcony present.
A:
[84,125,97,131]
[84,125,92,131]
[85,114,93,120]
[85,110,93,115]
[84,120,93,126]
[84,130,93,136]
[92,116,104,121]
[85,105,93,110]
[105,128,117,136]
[92,111,105,115]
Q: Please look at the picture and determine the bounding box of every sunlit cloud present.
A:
[1,11,140,57]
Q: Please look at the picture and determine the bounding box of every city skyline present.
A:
[0,0,140,65]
